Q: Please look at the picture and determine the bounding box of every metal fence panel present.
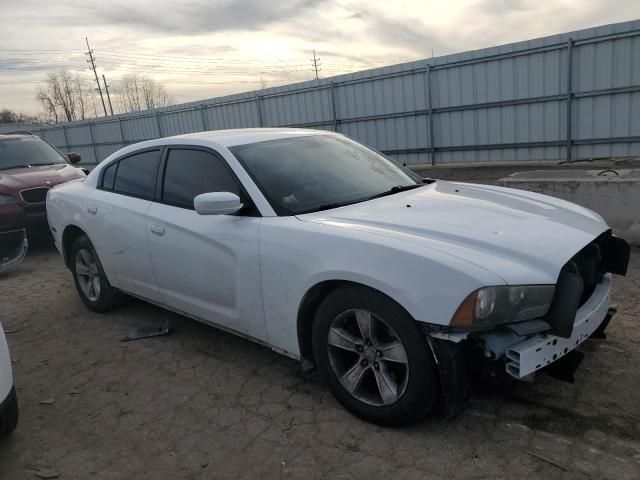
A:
[39,128,66,148]
[92,120,122,145]
[262,88,333,126]
[161,109,203,136]
[121,116,158,142]
[65,125,92,147]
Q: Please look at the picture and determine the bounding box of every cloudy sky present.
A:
[1,0,639,116]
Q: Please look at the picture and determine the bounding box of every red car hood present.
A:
[0,164,85,192]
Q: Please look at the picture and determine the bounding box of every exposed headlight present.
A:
[0,194,18,206]
[452,285,555,328]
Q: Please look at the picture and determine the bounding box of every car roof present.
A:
[0,132,37,140]
[167,128,334,148]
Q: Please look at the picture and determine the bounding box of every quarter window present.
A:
[111,150,160,199]
[161,149,240,209]
[101,161,117,190]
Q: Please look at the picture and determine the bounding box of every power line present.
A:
[0,47,418,66]
[1,51,400,74]
[85,37,108,117]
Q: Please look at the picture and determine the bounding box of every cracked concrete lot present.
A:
[1,166,639,479]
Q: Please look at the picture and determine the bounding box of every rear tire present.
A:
[71,235,122,312]
[312,285,440,426]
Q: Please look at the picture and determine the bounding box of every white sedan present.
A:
[47,128,629,425]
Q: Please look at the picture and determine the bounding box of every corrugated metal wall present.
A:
[3,20,640,165]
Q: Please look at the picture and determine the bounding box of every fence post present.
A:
[118,117,126,147]
[155,112,163,138]
[61,125,70,152]
[199,104,208,131]
[87,121,99,164]
[255,95,264,127]
[330,82,338,132]
[566,38,574,162]
[427,64,436,166]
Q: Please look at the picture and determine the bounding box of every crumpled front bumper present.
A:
[505,274,611,378]
[0,229,28,274]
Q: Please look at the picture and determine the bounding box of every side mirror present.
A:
[194,192,243,215]
[67,152,82,164]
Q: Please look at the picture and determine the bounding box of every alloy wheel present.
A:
[327,309,410,406]
[75,248,101,302]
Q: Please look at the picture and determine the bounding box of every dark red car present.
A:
[0,132,86,271]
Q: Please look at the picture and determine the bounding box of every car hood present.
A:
[0,164,84,192]
[297,181,609,285]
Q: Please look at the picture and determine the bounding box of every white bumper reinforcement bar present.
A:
[505,274,611,379]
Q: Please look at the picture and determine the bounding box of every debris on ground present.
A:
[121,317,172,342]
[523,450,569,471]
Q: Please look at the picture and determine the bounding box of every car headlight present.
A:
[0,194,18,206]
[451,285,555,328]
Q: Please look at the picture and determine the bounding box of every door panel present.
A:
[84,189,162,302]
[146,203,264,339]
[83,148,163,303]
[145,147,265,340]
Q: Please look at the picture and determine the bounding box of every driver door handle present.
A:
[87,205,97,214]
[150,224,166,236]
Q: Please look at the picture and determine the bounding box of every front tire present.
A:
[312,285,439,426]
[71,235,122,312]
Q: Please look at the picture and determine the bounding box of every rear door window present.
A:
[111,150,161,199]
[161,148,240,209]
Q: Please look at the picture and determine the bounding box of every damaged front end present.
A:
[0,229,28,274]
[423,231,630,415]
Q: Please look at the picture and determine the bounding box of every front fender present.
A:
[259,218,503,357]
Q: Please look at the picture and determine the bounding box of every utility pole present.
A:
[102,74,114,116]
[311,49,321,80]
[85,37,108,116]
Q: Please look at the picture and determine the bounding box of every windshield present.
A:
[231,135,422,215]
[0,137,67,170]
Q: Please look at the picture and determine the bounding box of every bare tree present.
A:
[35,70,98,123]
[36,88,59,123]
[0,108,38,124]
[116,74,173,113]
[34,70,172,122]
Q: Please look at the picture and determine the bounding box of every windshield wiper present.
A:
[298,185,424,215]
[0,165,29,171]
[300,202,353,214]
[367,184,424,200]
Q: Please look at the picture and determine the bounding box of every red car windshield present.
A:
[0,137,67,170]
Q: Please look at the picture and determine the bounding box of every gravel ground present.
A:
[1,167,639,479]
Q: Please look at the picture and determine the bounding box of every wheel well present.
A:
[297,280,408,367]
[61,225,86,268]
[297,280,346,366]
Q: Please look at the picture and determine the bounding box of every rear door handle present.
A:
[87,205,97,214]
[150,224,166,236]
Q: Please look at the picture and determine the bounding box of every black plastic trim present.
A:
[545,262,584,338]
[600,234,630,276]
